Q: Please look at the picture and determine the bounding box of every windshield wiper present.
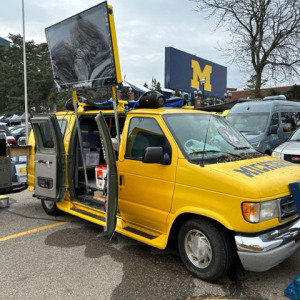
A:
[240,131,260,134]
[189,150,221,155]
[234,146,251,150]
[189,150,242,158]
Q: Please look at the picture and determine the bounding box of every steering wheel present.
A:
[184,139,203,153]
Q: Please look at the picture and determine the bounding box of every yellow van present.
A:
[24,100,300,282]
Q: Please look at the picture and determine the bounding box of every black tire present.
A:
[41,200,60,216]
[178,217,233,282]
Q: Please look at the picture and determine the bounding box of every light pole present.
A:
[224,90,232,102]
[22,0,29,143]
[194,89,202,109]
[200,78,206,100]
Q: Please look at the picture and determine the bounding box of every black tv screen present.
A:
[45,2,118,91]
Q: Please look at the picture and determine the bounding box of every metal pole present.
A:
[22,0,29,143]
[111,86,120,148]
[72,90,89,194]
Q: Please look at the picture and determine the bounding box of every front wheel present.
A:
[178,217,233,282]
[41,200,60,216]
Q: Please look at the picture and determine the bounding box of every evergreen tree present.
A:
[156,81,162,92]
[0,34,55,114]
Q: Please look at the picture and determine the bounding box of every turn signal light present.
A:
[242,202,260,223]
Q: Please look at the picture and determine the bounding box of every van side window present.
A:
[57,119,67,136]
[281,112,300,132]
[37,122,54,149]
[270,113,279,130]
[125,117,169,160]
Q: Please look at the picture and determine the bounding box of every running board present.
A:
[116,219,168,249]
[68,204,169,249]
[70,206,105,222]
[122,226,156,240]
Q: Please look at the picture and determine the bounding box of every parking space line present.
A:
[0,221,69,242]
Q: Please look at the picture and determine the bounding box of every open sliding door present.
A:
[95,112,118,237]
[30,114,65,202]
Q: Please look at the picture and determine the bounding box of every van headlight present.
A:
[242,200,279,223]
[272,151,283,159]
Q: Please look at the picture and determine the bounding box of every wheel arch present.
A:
[264,149,272,155]
[168,212,235,245]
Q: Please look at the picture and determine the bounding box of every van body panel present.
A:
[172,156,300,232]
[117,113,178,233]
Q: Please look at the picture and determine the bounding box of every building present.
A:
[229,85,298,101]
[0,37,10,49]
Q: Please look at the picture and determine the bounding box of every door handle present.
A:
[37,160,52,168]
[119,175,124,189]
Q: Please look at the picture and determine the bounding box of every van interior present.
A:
[72,114,125,211]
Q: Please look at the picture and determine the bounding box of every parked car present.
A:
[272,126,300,163]
[226,99,300,154]
[11,125,31,142]
[0,125,16,145]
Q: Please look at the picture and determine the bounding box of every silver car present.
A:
[272,126,300,163]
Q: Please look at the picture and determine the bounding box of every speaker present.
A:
[138,91,166,108]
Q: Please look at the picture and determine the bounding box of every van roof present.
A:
[228,100,300,114]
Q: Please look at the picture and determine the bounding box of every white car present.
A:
[272,126,300,163]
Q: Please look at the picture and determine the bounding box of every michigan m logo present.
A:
[190,60,212,92]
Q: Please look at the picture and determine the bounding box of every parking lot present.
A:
[0,190,299,300]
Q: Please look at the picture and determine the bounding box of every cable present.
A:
[6,209,81,223]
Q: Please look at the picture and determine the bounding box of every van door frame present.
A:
[95,112,118,237]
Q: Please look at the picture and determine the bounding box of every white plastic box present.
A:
[16,175,27,183]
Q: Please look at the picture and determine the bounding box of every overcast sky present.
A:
[0,0,249,90]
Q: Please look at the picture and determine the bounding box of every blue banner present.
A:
[165,47,227,99]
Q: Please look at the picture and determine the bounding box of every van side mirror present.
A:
[143,147,171,165]
[269,125,278,135]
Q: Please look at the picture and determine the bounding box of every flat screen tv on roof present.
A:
[45,2,119,92]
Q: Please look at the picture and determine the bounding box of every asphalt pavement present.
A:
[0,190,299,300]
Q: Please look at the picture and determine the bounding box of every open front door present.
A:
[30,114,65,202]
[95,112,118,237]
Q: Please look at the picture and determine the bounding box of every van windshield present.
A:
[290,127,300,141]
[226,113,269,133]
[163,113,260,164]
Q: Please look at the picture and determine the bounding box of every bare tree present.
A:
[192,0,300,97]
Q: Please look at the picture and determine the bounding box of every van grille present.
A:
[279,195,298,221]
[284,154,300,164]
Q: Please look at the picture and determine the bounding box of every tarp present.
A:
[198,100,239,112]
[124,81,150,93]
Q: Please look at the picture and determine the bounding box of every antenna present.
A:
[200,114,212,167]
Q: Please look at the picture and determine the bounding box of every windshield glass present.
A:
[226,112,269,133]
[290,127,300,141]
[163,113,260,164]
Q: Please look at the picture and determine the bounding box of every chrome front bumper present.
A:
[235,218,300,272]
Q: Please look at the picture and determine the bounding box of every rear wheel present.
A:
[41,200,60,216]
[178,217,233,282]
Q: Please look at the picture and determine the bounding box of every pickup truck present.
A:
[25,100,300,282]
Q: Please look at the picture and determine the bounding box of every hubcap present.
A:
[44,200,55,210]
[184,229,212,268]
